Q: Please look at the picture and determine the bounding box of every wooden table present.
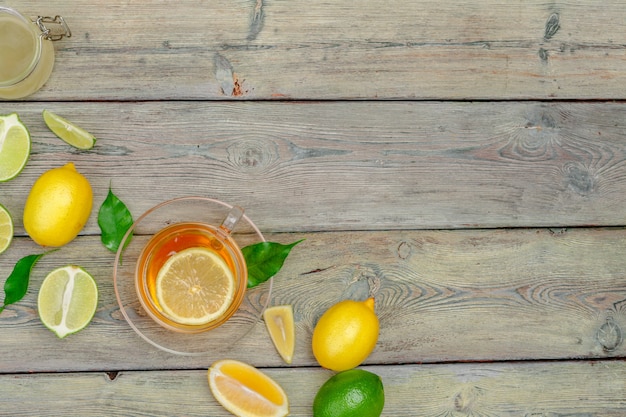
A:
[2,1,625,415]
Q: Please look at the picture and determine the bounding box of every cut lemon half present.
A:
[38,265,98,339]
[0,113,31,182]
[263,305,295,364]
[43,109,96,150]
[0,204,13,254]
[208,359,289,417]
[156,247,235,325]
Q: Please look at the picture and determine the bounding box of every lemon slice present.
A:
[208,359,289,417]
[263,305,295,364]
[156,247,235,325]
[0,204,13,254]
[0,113,31,182]
[42,110,96,150]
[38,265,99,339]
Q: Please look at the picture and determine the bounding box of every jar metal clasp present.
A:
[35,15,71,41]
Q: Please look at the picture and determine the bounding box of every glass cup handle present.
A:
[35,15,71,41]
[219,206,244,237]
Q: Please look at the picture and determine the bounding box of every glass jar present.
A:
[0,7,71,99]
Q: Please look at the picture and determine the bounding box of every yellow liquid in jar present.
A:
[0,11,55,99]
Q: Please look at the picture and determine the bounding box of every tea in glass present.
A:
[135,222,248,333]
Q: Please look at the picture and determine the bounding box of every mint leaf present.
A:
[243,239,303,288]
[98,186,133,253]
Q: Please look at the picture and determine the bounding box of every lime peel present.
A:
[43,110,96,150]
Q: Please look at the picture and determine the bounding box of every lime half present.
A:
[38,265,98,338]
[0,113,31,182]
[0,204,13,254]
[43,110,96,150]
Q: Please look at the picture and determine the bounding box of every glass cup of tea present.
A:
[113,196,272,355]
[135,205,248,333]
[0,6,71,99]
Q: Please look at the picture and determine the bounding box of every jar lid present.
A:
[0,7,42,87]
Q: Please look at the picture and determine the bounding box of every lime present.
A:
[0,113,31,182]
[312,297,379,371]
[313,369,385,417]
[264,304,295,364]
[43,110,96,150]
[38,265,98,338]
[0,203,13,254]
[23,162,93,247]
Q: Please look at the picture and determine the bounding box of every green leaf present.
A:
[98,186,133,253]
[1,252,46,313]
[242,239,303,288]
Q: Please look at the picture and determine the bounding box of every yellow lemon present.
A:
[23,162,93,247]
[312,297,379,372]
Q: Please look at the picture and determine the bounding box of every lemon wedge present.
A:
[263,305,295,364]
[208,359,289,417]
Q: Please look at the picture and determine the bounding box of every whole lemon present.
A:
[313,369,384,417]
[23,162,93,247]
[312,297,379,372]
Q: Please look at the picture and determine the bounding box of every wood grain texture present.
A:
[2,101,626,233]
[1,228,624,373]
[1,362,625,416]
[2,0,625,100]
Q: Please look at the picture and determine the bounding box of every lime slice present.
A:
[0,203,13,254]
[38,265,98,338]
[42,110,96,150]
[0,113,31,182]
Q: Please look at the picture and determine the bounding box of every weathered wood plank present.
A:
[5,0,626,100]
[2,101,626,232]
[1,228,624,373]
[2,362,625,416]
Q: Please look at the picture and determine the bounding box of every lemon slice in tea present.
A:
[263,305,295,364]
[0,203,13,254]
[38,265,98,339]
[208,359,289,417]
[43,109,96,150]
[155,247,235,325]
[0,113,31,182]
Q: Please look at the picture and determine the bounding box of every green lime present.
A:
[0,203,13,254]
[43,110,96,150]
[313,369,385,417]
[38,265,98,338]
[0,113,31,182]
